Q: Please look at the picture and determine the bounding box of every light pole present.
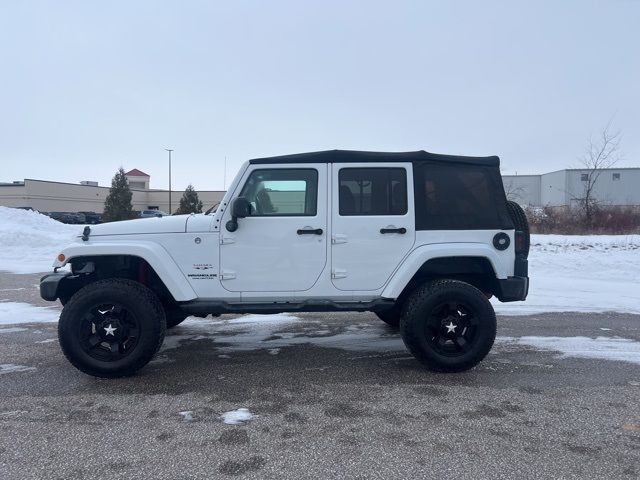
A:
[165,149,173,214]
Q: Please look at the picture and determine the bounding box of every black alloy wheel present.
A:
[400,279,496,372]
[78,303,141,361]
[422,300,478,356]
[58,278,166,378]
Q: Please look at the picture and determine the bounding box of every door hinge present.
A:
[220,235,235,245]
[331,234,348,245]
[220,270,236,280]
[331,268,347,279]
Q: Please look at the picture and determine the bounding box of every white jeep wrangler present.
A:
[40,150,529,377]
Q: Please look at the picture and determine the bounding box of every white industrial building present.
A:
[502,168,640,208]
[0,169,224,214]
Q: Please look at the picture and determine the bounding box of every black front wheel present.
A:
[58,279,166,378]
[400,280,496,372]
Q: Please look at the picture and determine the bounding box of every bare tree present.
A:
[504,179,526,203]
[573,124,622,225]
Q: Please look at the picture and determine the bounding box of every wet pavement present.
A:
[0,273,639,479]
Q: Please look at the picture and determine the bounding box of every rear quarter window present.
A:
[413,163,512,230]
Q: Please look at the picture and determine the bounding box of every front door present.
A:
[331,163,415,291]
[220,164,327,293]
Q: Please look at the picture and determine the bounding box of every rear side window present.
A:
[239,168,318,216]
[413,163,512,230]
[339,168,407,216]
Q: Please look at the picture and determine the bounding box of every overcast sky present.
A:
[1,0,638,191]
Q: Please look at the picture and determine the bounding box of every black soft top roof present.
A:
[249,149,500,167]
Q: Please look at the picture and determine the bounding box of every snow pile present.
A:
[220,408,255,425]
[0,302,60,325]
[0,207,82,274]
[499,336,640,366]
[493,234,640,315]
[178,411,195,422]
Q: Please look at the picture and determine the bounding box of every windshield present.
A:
[205,203,219,215]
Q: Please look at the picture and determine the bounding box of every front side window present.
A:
[238,169,318,216]
[339,168,407,216]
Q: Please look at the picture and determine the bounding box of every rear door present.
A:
[331,163,415,291]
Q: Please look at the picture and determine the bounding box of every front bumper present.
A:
[40,272,71,301]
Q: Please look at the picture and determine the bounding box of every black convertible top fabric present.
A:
[249,149,500,167]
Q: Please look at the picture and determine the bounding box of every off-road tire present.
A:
[400,279,496,372]
[375,307,401,328]
[506,200,530,258]
[58,278,166,378]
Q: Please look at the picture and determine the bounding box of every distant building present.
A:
[502,168,640,208]
[124,169,150,190]
[0,169,224,214]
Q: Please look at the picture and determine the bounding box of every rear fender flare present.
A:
[381,243,510,299]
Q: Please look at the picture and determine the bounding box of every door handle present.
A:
[297,228,323,235]
[380,227,407,234]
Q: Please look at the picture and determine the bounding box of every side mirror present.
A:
[226,197,252,232]
[232,197,252,218]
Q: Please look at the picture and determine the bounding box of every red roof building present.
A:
[125,169,150,177]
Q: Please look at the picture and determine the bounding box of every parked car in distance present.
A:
[71,212,86,224]
[47,211,76,223]
[78,211,102,224]
[45,211,88,224]
[140,210,168,218]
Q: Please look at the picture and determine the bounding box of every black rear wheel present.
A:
[506,200,530,257]
[58,279,166,378]
[400,280,496,372]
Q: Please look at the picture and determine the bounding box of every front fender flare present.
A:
[52,241,198,301]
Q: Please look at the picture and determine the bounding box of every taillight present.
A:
[514,231,526,254]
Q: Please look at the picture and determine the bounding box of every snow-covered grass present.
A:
[499,336,640,365]
[493,233,640,316]
[0,302,60,325]
[0,207,81,274]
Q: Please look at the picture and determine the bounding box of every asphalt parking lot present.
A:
[1,274,639,479]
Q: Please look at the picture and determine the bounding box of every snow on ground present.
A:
[0,364,36,375]
[221,408,255,425]
[173,315,640,367]
[0,302,60,325]
[0,207,82,274]
[178,411,195,422]
[493,234,640,315]
[177,314,403,353]
[498,336,640,366]
[0,327,28,334]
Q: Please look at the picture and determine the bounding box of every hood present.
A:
[89,215,190,236]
